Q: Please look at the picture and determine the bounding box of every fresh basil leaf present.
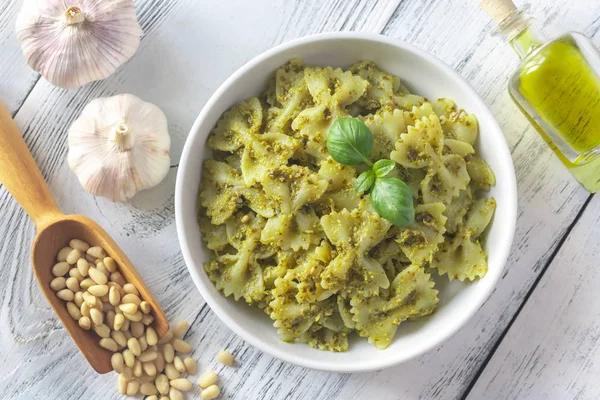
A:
[370,177,414,227]
[355,170,376,193]
[327,118,373,166]
[372,159,395,178]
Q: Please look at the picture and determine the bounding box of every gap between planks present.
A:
[460,192,596,400]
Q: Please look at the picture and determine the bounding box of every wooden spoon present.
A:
[0,102,169,373]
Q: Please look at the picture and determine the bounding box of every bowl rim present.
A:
[175,31,518,372]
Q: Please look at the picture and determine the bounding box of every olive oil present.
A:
[482,0,600,192]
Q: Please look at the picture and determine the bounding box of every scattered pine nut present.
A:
[111,353,124,374]
[198,371,218,389]
[50,277,66,292]
[174,356,186,373]
[142,314,154,326]
[128,337,142,356]
[78,316,91,330]
[123,349,135,368]
[52,262,70,277]
[103,257,117,272]
[163,343,175,363]
[169,378,193,392]
[165,363,180,380]
[158,330,173,345]
[56,289,74,301]
[146,326,158,346]
[183,357,197,374]
[140,301,151,314]
[140,382,158,396]
[200,384,221,400]
[172,339,192,354]
[80,278,95,291]
[88,267,108,285]
[86,246,106,259]
[170,387,184,400]
[110,271,126,287]
[66,249,81,265]
[122,293,141,305]
[76,258,89,277]
[124,310,143,322]
[133,359,143,377]
[90,308,103,326]
[69,239,90,252]
[100,338,119,352]
[131,321,145,338]
[216,349,235,366]
[123,283,139,296]
[143,361,157,376]
[173,321,189,338]
[114,313,125,331]
[68,268,84,282]
[88,284,108,297]
[66,302,81,320]
[156,373,170,394]
[94,324,111,338]
[57,247,72,262]
[125,379,139,396]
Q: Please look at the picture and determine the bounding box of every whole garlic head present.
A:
[68,94,171,202]
[16,0,143,89]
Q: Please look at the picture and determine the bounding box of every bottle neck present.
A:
[495,6,548,59]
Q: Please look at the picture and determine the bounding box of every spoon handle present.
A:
[0,102,61,228]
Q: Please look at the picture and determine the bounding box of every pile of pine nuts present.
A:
[50,239,206,399]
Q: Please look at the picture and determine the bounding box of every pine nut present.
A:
[85,254,97,263]
[111,352,124,373]
[114,313,125,331]
[128,337,142,356]
[100,338,118,352]
[103,257,117,272]
[126,380,139,396]
[50,277,66,292]
[57,247,72,262]
[173,321,189,338]
[163,343,175,363]
[80,302,91,318]
[68,268,84,282]
[158,330,173,345]
[183,357,197,374]
[69,239,89,252]
[138,350,158,362]
[80,278,95,291]
[73,291,84,307]
[110,271,126,287]
[66,249,82,265]
[79,316,91,330]
[108,286,121,306]
[165,363,180,380]
[143,361,157,376]
[57,289,74,301]
[142,314,154,326]
[155,373,170,394]
[100,293,110,303]
[90,308,103,326]
[169,378,192,392]
[66,302,81,320]
[82,291,96,306]
[139,335,148,352]
[122,317,131,332]
[96,261,110,277]
[131,321,144,338]
[87,246,106,259]
[147,396,159,400]
[140,301,151,314]
[76,258,89,277]
[133,359,143,377]
[170,387,184,400]
[123,283,139,295]
[94,324,111,338]
[155,352,165,374]
[123,349,135,367]
[106,310,116,328]
[172,339,192,354]
[173,356,186,373]
[65,277,80,292]
[200,385,220,400]
[199,371,218,388]
[122,293,141,305]
[122,366,133,380]
[88,284,109,297]
[117,374,127,394]
[140,382,158,396]
[146,326,158,346]
[120,303,138,314]
[216,349,235,366]
[112,330,127,347]
[124,311,142,322]
[89,267,108,285]
[52,262,70,277]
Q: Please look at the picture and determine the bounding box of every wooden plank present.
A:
[0,0,400,399]
[0,0,40,115]
[466,194,598,400]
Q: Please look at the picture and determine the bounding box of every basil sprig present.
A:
[326,118,414,227]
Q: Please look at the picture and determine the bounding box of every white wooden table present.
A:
[1,0,599,399]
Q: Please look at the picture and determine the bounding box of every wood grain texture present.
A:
[466,194,599,400]
[0,0,598,399]
[0,0,40,115]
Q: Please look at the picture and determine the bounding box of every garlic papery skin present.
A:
[68,94,171,202]
[16,0,143,89]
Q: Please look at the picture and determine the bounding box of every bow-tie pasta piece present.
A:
[444,188,474,234]
[467,156,497,191]
[208,97,262,151]
[350,264,438,349]
[260,208,322,251]
[261,165,328,214]
[390,113,444,169]
[240,130,300,185]
[397,203,447,265]
[432,98,479,144]
[431,197,496,281]
[291,241,335,304]
[363,109,407,161]
[348,60,401,114]
[421,154,471,204]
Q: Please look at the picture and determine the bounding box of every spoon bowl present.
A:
[0,102,168,373]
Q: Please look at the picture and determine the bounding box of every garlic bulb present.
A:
[68,94,171,202]
[16,0,142,89]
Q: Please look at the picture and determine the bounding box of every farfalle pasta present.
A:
[197,59,496,351]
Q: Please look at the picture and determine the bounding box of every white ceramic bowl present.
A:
[175,32,517,372]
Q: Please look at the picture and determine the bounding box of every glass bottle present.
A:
[481,0,600,193]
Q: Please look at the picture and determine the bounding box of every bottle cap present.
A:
[480,0,518,24]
